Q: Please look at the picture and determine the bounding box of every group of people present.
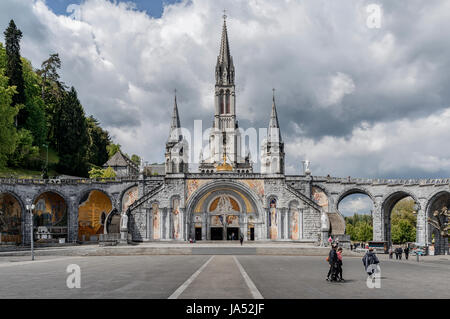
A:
[388,246,410,260]
[326,244,344,282]
[326,244,380,282]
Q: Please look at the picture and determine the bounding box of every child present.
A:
[337,247,344,281]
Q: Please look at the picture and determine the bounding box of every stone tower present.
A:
[261,90,285,174]
[165,92,188,174]
[199,14,252,173]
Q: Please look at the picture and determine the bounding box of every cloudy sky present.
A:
[1,0,450,205]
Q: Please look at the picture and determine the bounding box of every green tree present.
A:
[56,87,89,177]
[345,213,373,241]
[88,166,116,179]
[391,219,416,244]
[355,221,373,242]
[37,54,66,149]
[390,198,416,244]
[36,53,62,100]
[8,128,39,167]
[106,143,121,158]
[131,154,141,166]
[22,58,47,146]
[0,72,18,167]
[86,116,111,167]
[4,20,25,124]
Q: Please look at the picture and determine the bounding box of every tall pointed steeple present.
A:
[268,88,282,142]
[165,90,188,174]
[216,11,234,86]
[168,89,181,143]
[261,89,285,174]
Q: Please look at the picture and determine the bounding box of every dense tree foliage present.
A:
[86,116,111,167]
[344,199,417,244]
[0,70,18,167]
[0,20,137,178]
[4,20,25,124]
[390,198,416,244]
[55,87,89,176]
[106,143,121,158]
[345,213,373,242]
[88,166,116,179]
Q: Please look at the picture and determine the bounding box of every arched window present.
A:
[219,90,224,114]
[225,90,230,114]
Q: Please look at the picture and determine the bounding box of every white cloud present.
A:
[320,72,356,107]
[287,108,450,177]
[338,194,373,216]
[1,0,450,179]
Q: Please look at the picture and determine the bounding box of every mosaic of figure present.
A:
[34,192,67,228]
[152,202,160,240]
[226,215,239,227]
[122,186,138,212]
[172,198,180,239]
[78,190,112,241]
[291,204,300,240]
[211,215,223,227]
[312,187,329,211]
[269,198,278,239]
[0,193,22,243]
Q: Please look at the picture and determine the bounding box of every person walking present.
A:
[337,247,344,281]
[239,233,244,246]
[362,247,380,277]
[326,244,338,282]
[404,246,409,260]
[389,246,394,259]
[398,246,403,260]
[394,247,399,260]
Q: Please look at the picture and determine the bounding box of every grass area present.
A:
[0,146,60,178]
[39,147,59,165]
[0,166,59,179]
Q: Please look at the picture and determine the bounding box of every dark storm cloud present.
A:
[1,0,450,178]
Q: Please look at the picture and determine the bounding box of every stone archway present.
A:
[33,191,68,242]
[185,180,263,241]
[0,192,24,244]
[381,191,419,246]
[78,189,113,241]
[426,191,449,255]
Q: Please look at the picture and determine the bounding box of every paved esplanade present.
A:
[0,254,449,299]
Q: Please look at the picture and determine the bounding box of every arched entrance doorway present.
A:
[337,189,374,244]
[427,192,449,255]
[382,191,418,246]
[209,194,241,240]
[33,192,67,242]
[78,190,112,242]
[0,193,23,244]
[186,181,262,241]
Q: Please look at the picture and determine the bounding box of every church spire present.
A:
[168,89,181,142]
[216,11,234,85]
[268,88,282,142]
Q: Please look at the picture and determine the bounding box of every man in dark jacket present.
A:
[398,247,403,260]
[362,248,380,276]
[326,244,338,281]
[404,246,409,260]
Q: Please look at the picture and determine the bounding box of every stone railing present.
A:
[310,176,450,186]
[0,175,165,185]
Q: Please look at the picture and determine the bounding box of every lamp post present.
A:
[42,144,48,179]
[26,198,35,261]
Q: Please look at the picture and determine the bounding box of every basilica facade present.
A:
[1,17,448,253]
[128,17,325,243]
